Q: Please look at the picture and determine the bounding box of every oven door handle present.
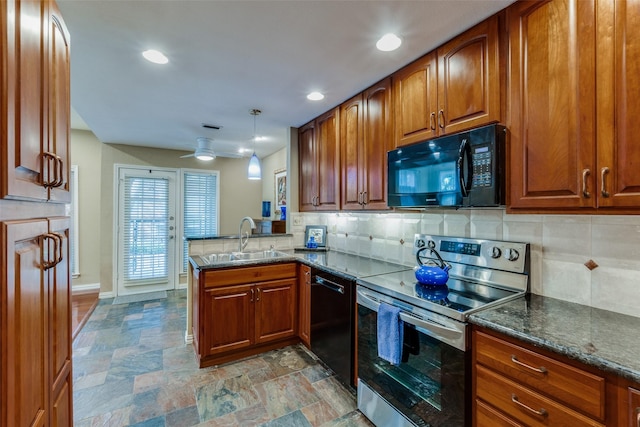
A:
[357,289,463,341]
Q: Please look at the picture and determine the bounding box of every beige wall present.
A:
[70,129,263,294]
[70,130,103,287]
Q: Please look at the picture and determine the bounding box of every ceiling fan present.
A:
[180,137,242,161]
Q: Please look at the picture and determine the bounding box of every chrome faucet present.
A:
[238,216,256,252]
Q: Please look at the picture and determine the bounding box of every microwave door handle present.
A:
[458,138,473,197]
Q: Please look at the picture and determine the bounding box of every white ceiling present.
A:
[58,0,514,159]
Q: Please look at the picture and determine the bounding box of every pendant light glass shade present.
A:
[248,152,261,180]
[248,109,262,180]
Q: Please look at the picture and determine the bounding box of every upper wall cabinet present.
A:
[298,108,340,211]
[341,78,393,210]
[1,0,71,203]
[508,0,640,212]
[394,14,502,147]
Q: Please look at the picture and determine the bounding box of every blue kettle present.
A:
[414,247,451,286]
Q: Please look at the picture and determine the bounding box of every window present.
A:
[182,170,219,272]
[69,165,80,277]
[122,175,170,283]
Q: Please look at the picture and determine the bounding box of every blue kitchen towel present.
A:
[377,303,404,365]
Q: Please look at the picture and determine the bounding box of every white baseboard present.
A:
[99,291,115,299]
[184,332,193,344]
[72,283,100,294]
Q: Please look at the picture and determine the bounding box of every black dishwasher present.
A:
[310,268,355,389]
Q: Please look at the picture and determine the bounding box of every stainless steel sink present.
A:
[198,250,291,265]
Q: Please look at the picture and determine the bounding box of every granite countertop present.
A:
[469,294,640,384]
[189,249,410,280]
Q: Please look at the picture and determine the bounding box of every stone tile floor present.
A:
[72,289,373,427]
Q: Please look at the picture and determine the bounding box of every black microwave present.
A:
[387,124,506,208]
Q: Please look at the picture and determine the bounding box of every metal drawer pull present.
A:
[582,168,590,198]
[438,110,445,129]
[430,112,436,131]
[511,394,548,417]
[511,355,547,374]
[250,288,254,302]
[601,167,610,197]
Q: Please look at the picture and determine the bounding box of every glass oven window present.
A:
[357,304,468,427]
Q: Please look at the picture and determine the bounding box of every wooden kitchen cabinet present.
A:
[471,327,633,427]
[1,217,71,427]
[298,107,340,211]
[298,264,311,348]
[394,14,502,147]
[192,263,299,367]
[508,0,640,212]
[1,0,71,203]
[341,78,393,210]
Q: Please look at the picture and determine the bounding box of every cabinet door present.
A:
[362,77,393,210]
[51,374,71,427]
[315,108,340,210]
[255,279,297,344]
[393,51,438,147]
[596,0,640,208]
[437,14,501,135]
[629,387,640,427]
[46,1,71,203]
[48,217,72,424]
[1,0,48,201]
[298,120,317,212]
[203,284,254,356]
[298,264,311,348]
[507,0,597,210]
[340,94,364,210]
[1,219,49,427]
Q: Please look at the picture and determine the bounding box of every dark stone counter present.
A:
[469,294,640,383]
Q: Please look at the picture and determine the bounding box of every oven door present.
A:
[356,286,469,427]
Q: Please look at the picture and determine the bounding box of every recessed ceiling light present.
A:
[307,92,324,101]
[142,49,169,64]
[376,33,402,52]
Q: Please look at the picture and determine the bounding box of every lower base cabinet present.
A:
[192,262,298,367]
[473,326,640,427]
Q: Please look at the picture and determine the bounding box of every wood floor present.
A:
[71,290,99,340]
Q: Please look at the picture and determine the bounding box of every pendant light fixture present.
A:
[248,109,262,180]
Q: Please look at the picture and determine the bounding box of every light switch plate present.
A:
[293,216,302,226]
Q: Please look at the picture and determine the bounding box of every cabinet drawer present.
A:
[203,263,297,287]
[476,399,523,427]
[474,331,605,420]
[476,365,604,426]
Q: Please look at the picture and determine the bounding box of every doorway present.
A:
[115,166,177,296]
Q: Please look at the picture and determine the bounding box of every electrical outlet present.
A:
[293,216,302,226]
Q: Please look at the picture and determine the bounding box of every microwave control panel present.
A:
[472,145,492,188]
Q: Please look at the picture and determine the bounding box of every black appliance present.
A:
[310,268,355,388]
[357,234,529,426]
[387,124,506,208]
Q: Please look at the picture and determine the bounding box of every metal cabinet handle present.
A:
[56,156,65,187]
[42,233,61,270]
[438,110,445,129]
[256,288,261,301]
[429,112,436,131]
[582,169,591,198]
[250,288,254,302]
[511,394,548,417]
[362,191,367,206]
[601,167,610,198]
[511,355,547,374]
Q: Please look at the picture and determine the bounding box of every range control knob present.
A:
[504,248,519,261]
[415,239,426,248]
[427,240,436,249]
[491,246,502,259]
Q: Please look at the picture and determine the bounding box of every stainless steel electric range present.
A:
[356,234,530,427]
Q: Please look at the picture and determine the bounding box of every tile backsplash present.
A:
[291,209,640,319]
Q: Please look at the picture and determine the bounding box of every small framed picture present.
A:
[304,225,327,247]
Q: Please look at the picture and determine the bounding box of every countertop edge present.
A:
[469,298,640,384]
